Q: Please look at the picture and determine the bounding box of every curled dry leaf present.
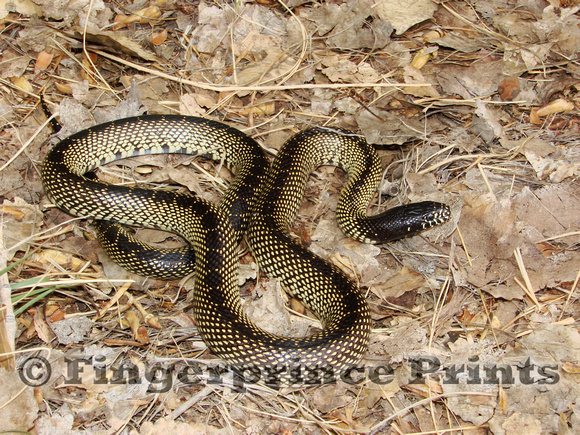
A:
[149,28,168,45]
[535,98,575,116]
[55,81,73,94]
[561,361,580,374]
[45,303,64,323]
[124,310,150,344]
[81,52,98,84]
[113,6,162,30]
[423,28,444,42]
[411,46,438,70]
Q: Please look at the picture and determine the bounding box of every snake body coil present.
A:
[42,115,450,384]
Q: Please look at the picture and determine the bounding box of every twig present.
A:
[91,49,432,92]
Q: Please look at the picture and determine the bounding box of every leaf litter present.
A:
[0,0,579,433]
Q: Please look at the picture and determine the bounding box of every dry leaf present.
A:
[535,98,575,116]
[374,267,426,299]
[34,50,53,72]
[124,310,150,344]
[55,81,73,94]
[529,108,541,125]
[46,306,65,323]
[411,47,437,69]
[404,378,443,397]
[179,93,204,116]
[437,61,504,99]
[238,102,276,116]
[81,52,98,84]
[32,249,86,271]
[0,0,40,17]
[424,28,444,42]
[498,386,508,413]
[0,370,39,430]
[235,45,296,93]
[300,1,391,49]
[134,326,150,344]
[113,6,161,30]
[433,32,483,52]
[51,316,93,345]
[150,28,168,45]
[403,64,440,98]
[33,308,55,343]
[1,198,43,261]
[168,312,196,328]
[374,0,437,35]
[71,27,158,62]
[498,77,520,101]
[10,76,33,93]
[0,205,25,219]
[561,361,580,374]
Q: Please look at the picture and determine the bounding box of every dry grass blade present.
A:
[513,247,541,308]
[559,267,580,321]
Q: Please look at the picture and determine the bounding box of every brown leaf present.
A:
[113,6,161,30]
[561,361,580,374]
[498,77,520,101]
[55,81,73,94]
[374,0,437,35]
[47,307,65,323]
[375,266,427,299]
[536,99,575,116]
[10,76,33,94]
[71,27,158,62]
[33,308,55,343]
[134,326,150,344]
[103,339,147,347]
[32,249,86,271]
[150,29,168,45]
[404,378,443,397]
[34,51,53,72]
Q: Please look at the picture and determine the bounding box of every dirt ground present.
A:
[1,0,579,433]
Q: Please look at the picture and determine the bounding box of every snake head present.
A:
[366,201,451,243]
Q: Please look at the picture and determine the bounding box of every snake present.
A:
[42,115,451,384]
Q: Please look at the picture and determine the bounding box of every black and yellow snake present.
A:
[42,115,450,383]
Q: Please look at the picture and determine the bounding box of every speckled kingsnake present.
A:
[42,115,450,382]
